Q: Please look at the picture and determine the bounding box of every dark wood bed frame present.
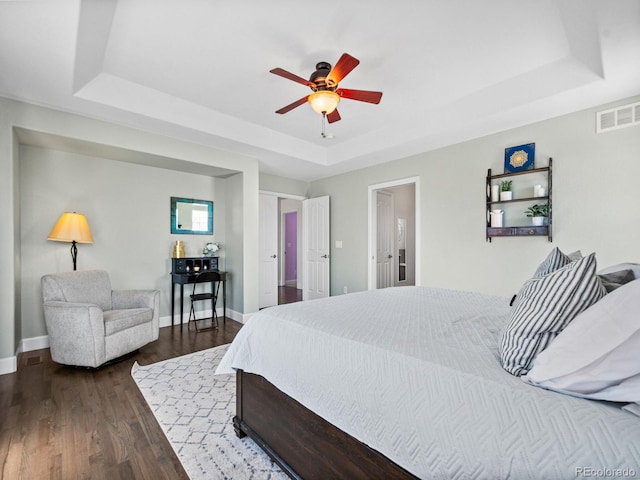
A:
[233,370,420,480]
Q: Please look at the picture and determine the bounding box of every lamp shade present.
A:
[308,90,340,115]
[47,212,93,244]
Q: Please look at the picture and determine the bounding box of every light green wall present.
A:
[0,96,260,366]
[0,104,18,370]
[225,172,245,314]
[259,172,309,197]
[18,145,230,338]
[308,95,640,297]
[3,93,640,366]
[13,131,21,351]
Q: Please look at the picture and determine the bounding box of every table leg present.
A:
[180,283,184,331]
[171,281,175,326]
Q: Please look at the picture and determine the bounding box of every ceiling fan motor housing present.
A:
[309,62,333,91]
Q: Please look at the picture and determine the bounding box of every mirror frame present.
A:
[170,196,214,235]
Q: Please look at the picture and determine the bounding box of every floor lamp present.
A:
[47,212,94,271]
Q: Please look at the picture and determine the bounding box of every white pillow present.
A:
[623,402,640,417]
[523,279,640,402]
[598,269,635,293]
[598,262,640,280]
[500,253,606,376]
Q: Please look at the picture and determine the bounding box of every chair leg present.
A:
[188,303,197,331]
[190,305,218,332]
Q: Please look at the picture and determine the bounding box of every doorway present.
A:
[284,211,298,287]
[368,177,420,290]
[260,192,330,306]
[280,203,303,305]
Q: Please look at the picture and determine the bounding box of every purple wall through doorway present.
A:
[285,212,297,282]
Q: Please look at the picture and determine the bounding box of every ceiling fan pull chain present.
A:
[321,113,326,138]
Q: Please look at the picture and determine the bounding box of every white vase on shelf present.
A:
[491,185,499,202]
[500,191,513,201]
[489,210,504,227]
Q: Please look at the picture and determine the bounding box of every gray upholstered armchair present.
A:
[41,270,160,367]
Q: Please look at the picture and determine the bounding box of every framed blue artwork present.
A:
[504,143,535,173]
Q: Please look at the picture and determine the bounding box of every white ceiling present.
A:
[1,0,639,181]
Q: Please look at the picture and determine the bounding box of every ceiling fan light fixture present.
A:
[308,90,340,115]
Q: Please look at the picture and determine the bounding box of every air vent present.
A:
[596,101,640,133]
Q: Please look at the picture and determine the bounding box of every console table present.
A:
[170,257,226,330]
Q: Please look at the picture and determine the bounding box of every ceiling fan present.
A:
[270,53,383,124]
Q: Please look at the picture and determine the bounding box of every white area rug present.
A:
[131,344,288,480]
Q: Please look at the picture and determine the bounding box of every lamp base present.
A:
[70,240,78,271]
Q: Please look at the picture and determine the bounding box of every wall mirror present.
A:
[170,196,214,235]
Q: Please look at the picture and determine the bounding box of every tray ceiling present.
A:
[1,0,639,181]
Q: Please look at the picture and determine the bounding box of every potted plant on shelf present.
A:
[525,204,548,226]
[500,180,513,201]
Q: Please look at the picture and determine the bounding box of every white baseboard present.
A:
[0,335,51,375]
[159,314,173,328]
[1,308,250,376]
[0,356,17,375]
[19,335,49,353]
[227,308,247,323]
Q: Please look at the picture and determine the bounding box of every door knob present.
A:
[388,254,393,259]
[321,254,329,258]
[271,254,277,258]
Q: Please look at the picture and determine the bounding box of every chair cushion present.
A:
[104,308,153,336]
[42,270,113,311]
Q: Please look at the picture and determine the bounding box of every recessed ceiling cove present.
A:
[0,0,639,181]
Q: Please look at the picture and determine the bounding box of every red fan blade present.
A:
[336,88,383,104]
[326,109,341,124]
[270,68,314,88]
[275,96,309,114]
[326,53,360,87]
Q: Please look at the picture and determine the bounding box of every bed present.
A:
[216,257,640,479]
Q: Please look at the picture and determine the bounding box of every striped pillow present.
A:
[500,252,606,376]
[533,247,572,277]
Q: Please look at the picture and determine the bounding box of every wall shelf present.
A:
[486,158,553,242]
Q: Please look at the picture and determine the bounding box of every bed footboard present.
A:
[233,369,419,480]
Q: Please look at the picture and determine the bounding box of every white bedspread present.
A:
[217,286,640,479]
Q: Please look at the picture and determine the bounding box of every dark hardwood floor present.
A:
[0,319,243,480]
[278,286,302,305]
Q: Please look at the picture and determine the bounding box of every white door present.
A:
[303,196,330,300]
[376,191,394,289]
[259,194,278,308]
